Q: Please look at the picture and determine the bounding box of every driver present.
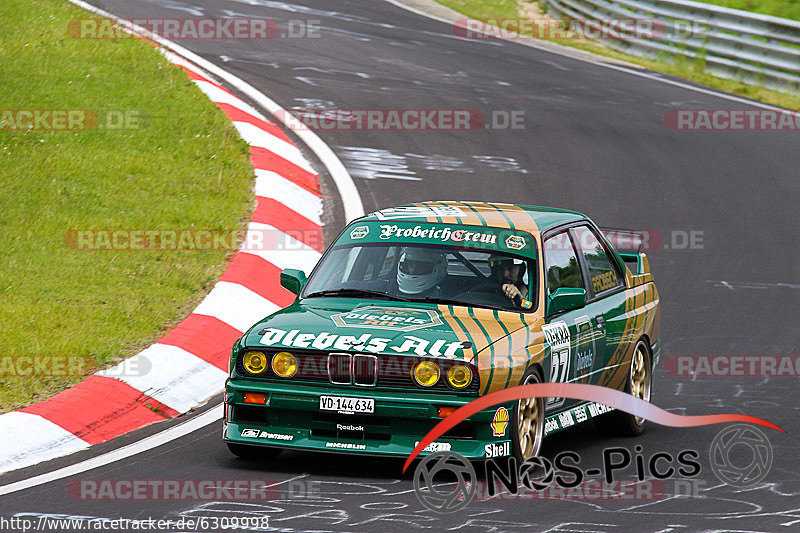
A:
[397,247,449,296]
[489,254,528,307]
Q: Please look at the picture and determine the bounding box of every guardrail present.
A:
[540,0,800,94]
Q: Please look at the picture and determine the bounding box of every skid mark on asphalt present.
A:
[338,147,531,181]
[337,147,420,181]
[473,155,529,173]
[707,281,800,290]
[140,0,204,16]
[291,98,339,111]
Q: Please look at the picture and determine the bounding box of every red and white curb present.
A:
[0,48,327,475]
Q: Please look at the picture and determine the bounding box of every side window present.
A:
[572,226,623,296]
[544,231,584,295]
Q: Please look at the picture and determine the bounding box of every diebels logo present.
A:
[505,235,526,250]
[350,226,369,239]
[331,305,444,332]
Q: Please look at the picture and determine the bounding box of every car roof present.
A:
[357,201,587,234]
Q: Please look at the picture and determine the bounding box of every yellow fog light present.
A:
[271,351,298,378]
[447,364,472,389]
[413,361,440,387]
[243,351,268,375]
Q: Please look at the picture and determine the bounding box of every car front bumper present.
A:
[223,379,512,459]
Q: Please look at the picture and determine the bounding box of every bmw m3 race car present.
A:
[223,202,660,462]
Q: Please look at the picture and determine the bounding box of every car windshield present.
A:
[302,243,537,312]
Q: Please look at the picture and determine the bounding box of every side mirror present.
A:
[547,287,586,315]
[280,269,307,295]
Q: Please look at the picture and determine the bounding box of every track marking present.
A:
[0,405,222,497]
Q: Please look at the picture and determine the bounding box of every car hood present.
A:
[242,298,526,361]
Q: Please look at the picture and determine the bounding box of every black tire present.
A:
[226,442,283,461]
[510,367,546,463]
[595,339,652,437]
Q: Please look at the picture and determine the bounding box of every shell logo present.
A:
[491,407,509,437]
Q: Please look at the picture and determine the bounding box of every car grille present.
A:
[328,352,351,384]
[236,349,479,393]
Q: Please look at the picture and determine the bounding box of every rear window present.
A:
[572,226,623,296]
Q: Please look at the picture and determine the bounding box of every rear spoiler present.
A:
[599,227,653,286]
[599,227,646,254]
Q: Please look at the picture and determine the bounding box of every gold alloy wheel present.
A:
[517,373,545,459]
[630,341,652,425]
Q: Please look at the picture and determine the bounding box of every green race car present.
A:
[223,202,660,462]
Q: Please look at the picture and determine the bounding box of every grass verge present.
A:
[0,0,254,412]
[693,0,799,21]
[437,0,800,110]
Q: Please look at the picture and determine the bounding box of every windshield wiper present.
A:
[304,288,411,301]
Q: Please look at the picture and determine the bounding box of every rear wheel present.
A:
[226,442,283,461]
[511,367,545,462]
[596,339,652,436]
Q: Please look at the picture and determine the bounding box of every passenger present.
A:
[488,254,528,306]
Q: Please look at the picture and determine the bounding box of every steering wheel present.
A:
[453,281,511,307]
[468,280,505,294]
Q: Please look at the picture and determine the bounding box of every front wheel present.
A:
[596,339,652,437]
[511,367,546,462]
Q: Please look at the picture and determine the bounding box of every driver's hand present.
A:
[502,283,521,301]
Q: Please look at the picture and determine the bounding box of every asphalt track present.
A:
[2,0,799,531]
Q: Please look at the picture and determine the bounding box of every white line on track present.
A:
[0,405,222,497]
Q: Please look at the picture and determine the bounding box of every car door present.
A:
[541,229,603,413]
[570,225,628,390]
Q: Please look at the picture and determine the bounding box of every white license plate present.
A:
[319,395,374,414]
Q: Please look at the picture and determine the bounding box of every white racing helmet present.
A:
[397,247,447,294]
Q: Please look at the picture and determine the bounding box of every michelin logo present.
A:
[326,442,367,450]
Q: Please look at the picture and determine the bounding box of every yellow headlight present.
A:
[412,361,440,387]
[243,351,268,375]
[447,364,472,389]
[271,351,298,378]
